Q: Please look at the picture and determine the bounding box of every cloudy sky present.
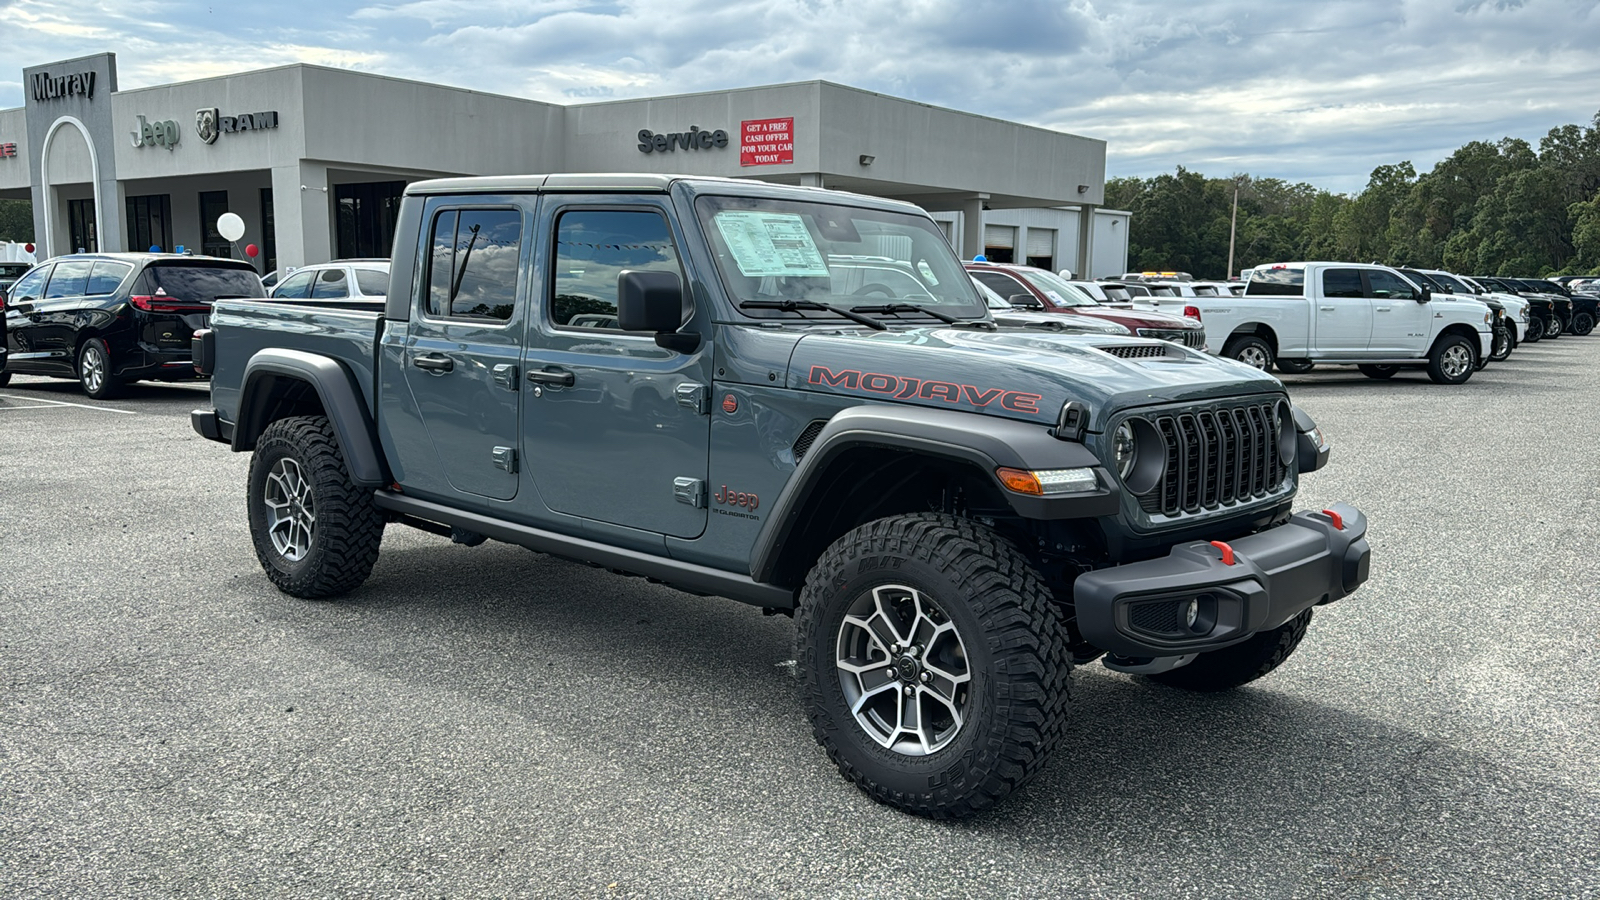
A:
[3,0,1598,193]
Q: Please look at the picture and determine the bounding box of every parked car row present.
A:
[1119,261,1600,385]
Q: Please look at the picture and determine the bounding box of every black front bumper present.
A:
[1074,503,1370,658]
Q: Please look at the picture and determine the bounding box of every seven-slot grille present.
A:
[1136,401,1286,517]
[1135,328,1205,348]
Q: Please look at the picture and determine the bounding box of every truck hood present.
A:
[787,327,1282,432]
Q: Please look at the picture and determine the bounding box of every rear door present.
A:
[1310,267,1373,355]
[519,195,711,538]
[399,196,530,503]
[1364,269,1429,355]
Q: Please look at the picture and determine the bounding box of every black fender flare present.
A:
[748,405,1117,583]
[234,348,389,487]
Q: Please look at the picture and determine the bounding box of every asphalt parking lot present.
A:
[3,342,1598,899]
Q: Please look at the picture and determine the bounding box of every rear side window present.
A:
[551,209,680,329]
[425,209,523,321]
[86,261,133,295]
[354,269,389,296]
[971,270,1029,301]
[145,264,266,302]
[311,269,350,299]
[44,260,94,298]
[1245,267,1305,296]
[1322,269,1364,298]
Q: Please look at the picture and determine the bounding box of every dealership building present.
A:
[0,52,1128,277]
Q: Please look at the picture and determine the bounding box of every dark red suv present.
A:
[966,262,1206,350]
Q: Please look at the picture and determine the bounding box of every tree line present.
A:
[1105,110,1600,279]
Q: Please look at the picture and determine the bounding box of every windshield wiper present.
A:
[739,299,886,330]
[848,302,978,326]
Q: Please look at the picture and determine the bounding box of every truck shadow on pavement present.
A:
[283,539,1593,895]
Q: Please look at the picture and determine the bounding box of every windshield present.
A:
[1069,281,1111,302]
[697,195,983,319]
[1430,273,1475,295]
[1016,269,1098,307]
[143,262,267,302]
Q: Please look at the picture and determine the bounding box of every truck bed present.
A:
[207,298,386,426]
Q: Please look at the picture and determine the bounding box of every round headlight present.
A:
[1113,422,1136,478]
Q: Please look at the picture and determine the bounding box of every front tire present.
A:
[795,513,1071,818]
[1427,333,1476,384]
[1545,315,1562,339]
[1222,335,1274,371]
[1488,326,1511,363]
[1275,359,1315,374]
[247,415,384,599]
[77,337,123,399]
[1572,312,1595,336]
[1358,364,1398,380]
[1148,610,1313,692]
[1524,316,1545,342]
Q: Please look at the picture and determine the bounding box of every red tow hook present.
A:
[1208,540,1236,566]
[1322,508,1345,530]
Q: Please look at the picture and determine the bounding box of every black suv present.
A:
[2,253,265,398]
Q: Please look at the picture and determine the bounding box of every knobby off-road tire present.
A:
[795,513,1071,818]
[1222,335,1274,371]
[1427,333,1476,385]
[247,415,384,599]
[1148,609,1314,692]
[78,337,124,399]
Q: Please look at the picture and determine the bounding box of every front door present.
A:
[520,197,712,539]
[1311,267,1373,356]
[1364,269,1432,355]
[399,198,530,502]
[3,264,54,371]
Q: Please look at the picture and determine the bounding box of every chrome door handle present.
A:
[412,354,454,373]
[526,366,575,386]
[1319,306,1335,311]
[1375,306,1391,312]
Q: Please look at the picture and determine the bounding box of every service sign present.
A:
[740,117,794,167]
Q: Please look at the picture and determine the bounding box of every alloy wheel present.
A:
[1236,346,1269,369]
[80,345,106,393]
[263,457,316,561]
[835,584,972,756]
[1441,344,1472,379]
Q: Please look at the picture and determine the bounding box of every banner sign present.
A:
[740,117,794,167]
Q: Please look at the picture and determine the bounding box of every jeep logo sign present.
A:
[637,126,729,154]
[130,115,180,151]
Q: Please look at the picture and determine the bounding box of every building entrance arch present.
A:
[39,115,104,257]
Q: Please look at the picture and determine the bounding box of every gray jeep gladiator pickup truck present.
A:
[192,174,1370,818]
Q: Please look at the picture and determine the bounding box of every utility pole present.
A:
[1226,183,1239,280]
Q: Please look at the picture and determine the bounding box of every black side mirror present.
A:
[1008,293,1044,309]
[618,269,698,353]
[1417,285,1432,303]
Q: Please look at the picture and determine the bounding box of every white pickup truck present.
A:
[1132,262,1495,385]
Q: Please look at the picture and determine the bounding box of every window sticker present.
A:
[714,211,830,277]
[1044,290,1066,304]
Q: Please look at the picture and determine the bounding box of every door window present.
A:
[86,261,133,295]
[425,209,522,321]
[273,270,315,299]
[1366,270,1417,300]
[551,209,681,329]
[43,260,94,298]
[354,269,389,296]
[1321,269,1364,298]
[311,268,350,299]
[8,267,50,303]
[970,270,1029,301]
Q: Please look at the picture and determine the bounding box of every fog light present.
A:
[1183,598,1199,630]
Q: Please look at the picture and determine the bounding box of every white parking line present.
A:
[0,394,137,414]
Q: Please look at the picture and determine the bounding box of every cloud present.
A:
[1,0,1599,193]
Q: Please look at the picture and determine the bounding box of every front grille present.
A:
[1136,328,1205,348]
[1136,400,1286,517]
[1097,343,1169,359]
[792,420,826,461]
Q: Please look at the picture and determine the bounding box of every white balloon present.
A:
[217,212,246,242]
